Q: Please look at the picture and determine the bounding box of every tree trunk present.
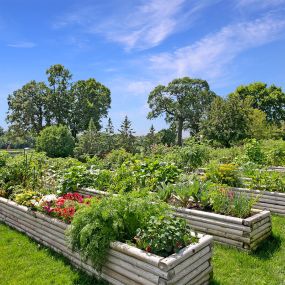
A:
[177,118,183,146]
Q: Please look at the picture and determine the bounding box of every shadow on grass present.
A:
[250,233,282,260]
[210,279,222,285]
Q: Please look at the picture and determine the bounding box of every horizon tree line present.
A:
[3,63,285,149]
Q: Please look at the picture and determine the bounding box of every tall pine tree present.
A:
[118,116,135,152]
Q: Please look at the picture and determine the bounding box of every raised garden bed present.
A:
[231,187,285,216]
[79,188,272,251]
[0,197,213,285]
[174,208,271,251]
[267,166,285,172]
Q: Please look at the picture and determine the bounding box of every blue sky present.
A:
[0,0,285,134]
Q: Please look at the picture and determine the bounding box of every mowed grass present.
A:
[211,215,285,285]
[0,223,106,285]
[1,216,285,285]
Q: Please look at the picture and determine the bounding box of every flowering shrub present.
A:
[40,192,91,223]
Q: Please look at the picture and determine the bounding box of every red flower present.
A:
[146,245,151,252]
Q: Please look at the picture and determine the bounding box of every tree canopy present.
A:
[7,80,49,135]
[147,77,216,145]
[7,65,111,137]
[202,94,252,147]
[232,82,285,125]
[70,78,111,136]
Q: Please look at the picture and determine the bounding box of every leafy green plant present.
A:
[169,140,210,171]
[205,163,242,187]
[103,149,133,169]
[157,183,176,202]
[67,194,170,270]
[107,159,181,193]
[130,159,181,191]
[247,170,285,192]
[91,169,113,191]
[14,190,42,208]
[135,215,196,257]
[158,178,213,208]
[210,187,256,218]
[174,181,200,207]
[243,139,265,165]
[0,152,47,195]
[263,139,285,166]
[0,152,9,167]
[59,165,97,194]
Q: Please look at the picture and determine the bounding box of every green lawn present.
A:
[1,216,285,285]
[211,215,285,285]
[0,223,105,285]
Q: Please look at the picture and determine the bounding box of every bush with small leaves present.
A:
[36,125,75,158]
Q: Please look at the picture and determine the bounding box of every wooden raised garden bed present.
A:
[0,197,213,285]
[231,187,285,216]
[79,188,272,251]
[174,208,271,251]
[267,166,285,172]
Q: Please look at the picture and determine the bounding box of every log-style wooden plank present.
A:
[0,197,213,285]
[174,213,251,232]
[158,235,213,271]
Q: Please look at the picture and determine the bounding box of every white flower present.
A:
[39,194,57,206]
[30,199,39,207]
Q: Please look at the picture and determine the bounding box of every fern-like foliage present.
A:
[67,193,170,270]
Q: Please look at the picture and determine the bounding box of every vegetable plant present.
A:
[135,215,196,257]
[67,194,170,270]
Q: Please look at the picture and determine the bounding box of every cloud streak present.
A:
[7,41,36,48]
[148,14,285,80]
[55,0,219,51]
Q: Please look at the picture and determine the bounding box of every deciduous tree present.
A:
[202,94,252,147]
[46,64,72,126]
[147,77,216,146]
[70,78,111,136]
[233,82,285,125]
[7,80,48,135]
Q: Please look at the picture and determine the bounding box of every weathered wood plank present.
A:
[0,197,213,285]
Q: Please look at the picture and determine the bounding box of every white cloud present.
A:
[148,15,285,80]
[54,0,219,51]
[126,80,154,95]
[103,0,186,50]
[7,42,36,48]
[106,76,154,97]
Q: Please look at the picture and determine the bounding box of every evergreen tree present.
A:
[104,117,115,152]
[105,117,114,134]
[145,124,157,149]
[74,119,101,159]
[118,116,135,152]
